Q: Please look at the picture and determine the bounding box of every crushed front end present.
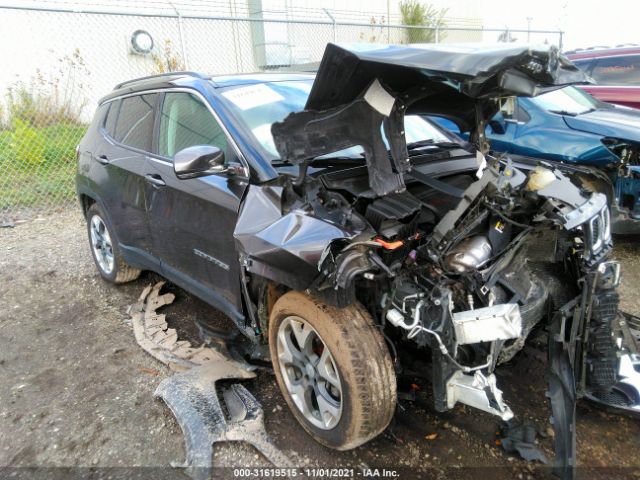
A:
[310,158,629,477]
[234,44,636,478]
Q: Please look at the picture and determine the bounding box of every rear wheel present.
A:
[269,291,396,450]
[86,204,141,284]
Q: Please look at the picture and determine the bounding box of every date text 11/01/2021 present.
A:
[232,468,400,478]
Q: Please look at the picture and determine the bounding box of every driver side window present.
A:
[158,92,230,160]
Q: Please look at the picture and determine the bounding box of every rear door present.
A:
[92,93,159,261]
[144,90,249,314]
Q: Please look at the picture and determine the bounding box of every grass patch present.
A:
[0,123,87,212]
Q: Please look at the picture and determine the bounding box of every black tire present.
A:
[269,291,396,450]
[86,203,141,284]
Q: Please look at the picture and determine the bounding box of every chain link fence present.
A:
[0,4,563,221]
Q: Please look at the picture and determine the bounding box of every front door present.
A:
[144,91,249,315]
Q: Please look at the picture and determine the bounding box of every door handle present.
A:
[95,154,109,165]
[145,174,166,187]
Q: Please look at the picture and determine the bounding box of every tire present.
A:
[86,203,141,284]
[269,291,396,450]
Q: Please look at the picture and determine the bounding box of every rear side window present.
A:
[158,92,229,159]
[114,94,158,151]
[103,100,120,138]
[591,55,640,85]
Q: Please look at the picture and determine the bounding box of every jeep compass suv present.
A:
[77,44,637,472]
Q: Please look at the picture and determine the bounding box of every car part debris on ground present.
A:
[127,282,251,371]
[498,422,548,464]
[129,282,292,478]
[156,369,293,480]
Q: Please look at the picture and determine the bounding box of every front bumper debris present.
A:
[156,368,293,480]
[584,310,640,417]
[129,282,292,479]
[546,261,625,479]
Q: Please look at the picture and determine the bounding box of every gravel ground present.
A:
[1,210,639,479]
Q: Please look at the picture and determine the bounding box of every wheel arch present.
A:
[79,193,96,218]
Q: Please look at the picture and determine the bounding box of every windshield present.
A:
[218,79,453,161]
[532,86,600,115]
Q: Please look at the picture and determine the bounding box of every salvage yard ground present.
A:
[1,210,639,479]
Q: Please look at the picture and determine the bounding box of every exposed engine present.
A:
[308,156,620,422]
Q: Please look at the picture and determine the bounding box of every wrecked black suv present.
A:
[77,44,639,475]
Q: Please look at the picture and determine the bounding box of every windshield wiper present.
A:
[549,108,596,117]
[406,139,462,151]
[548,109,577,116]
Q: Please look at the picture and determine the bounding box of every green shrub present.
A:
[399,0,448,43]
[0,122,87,211]
[0,49,90,213]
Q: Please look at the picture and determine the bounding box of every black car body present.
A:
[76,43,639,478]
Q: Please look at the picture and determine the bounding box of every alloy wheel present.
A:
[276,315,343,430]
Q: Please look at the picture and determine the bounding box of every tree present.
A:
[399,0,448,43]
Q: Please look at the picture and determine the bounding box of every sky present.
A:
[479,0,640,50]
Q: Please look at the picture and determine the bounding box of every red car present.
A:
[566,46,640,108]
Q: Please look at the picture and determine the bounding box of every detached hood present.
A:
[272,43,590,196]
[563,106,640,142]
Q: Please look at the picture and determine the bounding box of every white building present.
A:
[0,0,483,121]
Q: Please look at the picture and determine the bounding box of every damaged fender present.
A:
[233,184,367,292]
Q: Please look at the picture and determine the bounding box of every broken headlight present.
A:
[561,192,611,262]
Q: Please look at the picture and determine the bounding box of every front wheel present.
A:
[269,291,396,450]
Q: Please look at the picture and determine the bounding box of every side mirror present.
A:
[174,145,226,180]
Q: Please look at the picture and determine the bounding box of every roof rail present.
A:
[114,71,209,90]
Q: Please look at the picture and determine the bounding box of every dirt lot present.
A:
[1,209,639,479]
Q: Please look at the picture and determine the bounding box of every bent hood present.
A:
[563,106,640,142]
[306,43,588,127]
[272,43,589,196]
[306,43,589,106]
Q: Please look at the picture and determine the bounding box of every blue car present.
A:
[435,86,640,232]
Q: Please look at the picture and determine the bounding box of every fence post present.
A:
[558,30,564,51]
[324,8,337,43]
[168,0,189,69]
[435,26,440,43]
